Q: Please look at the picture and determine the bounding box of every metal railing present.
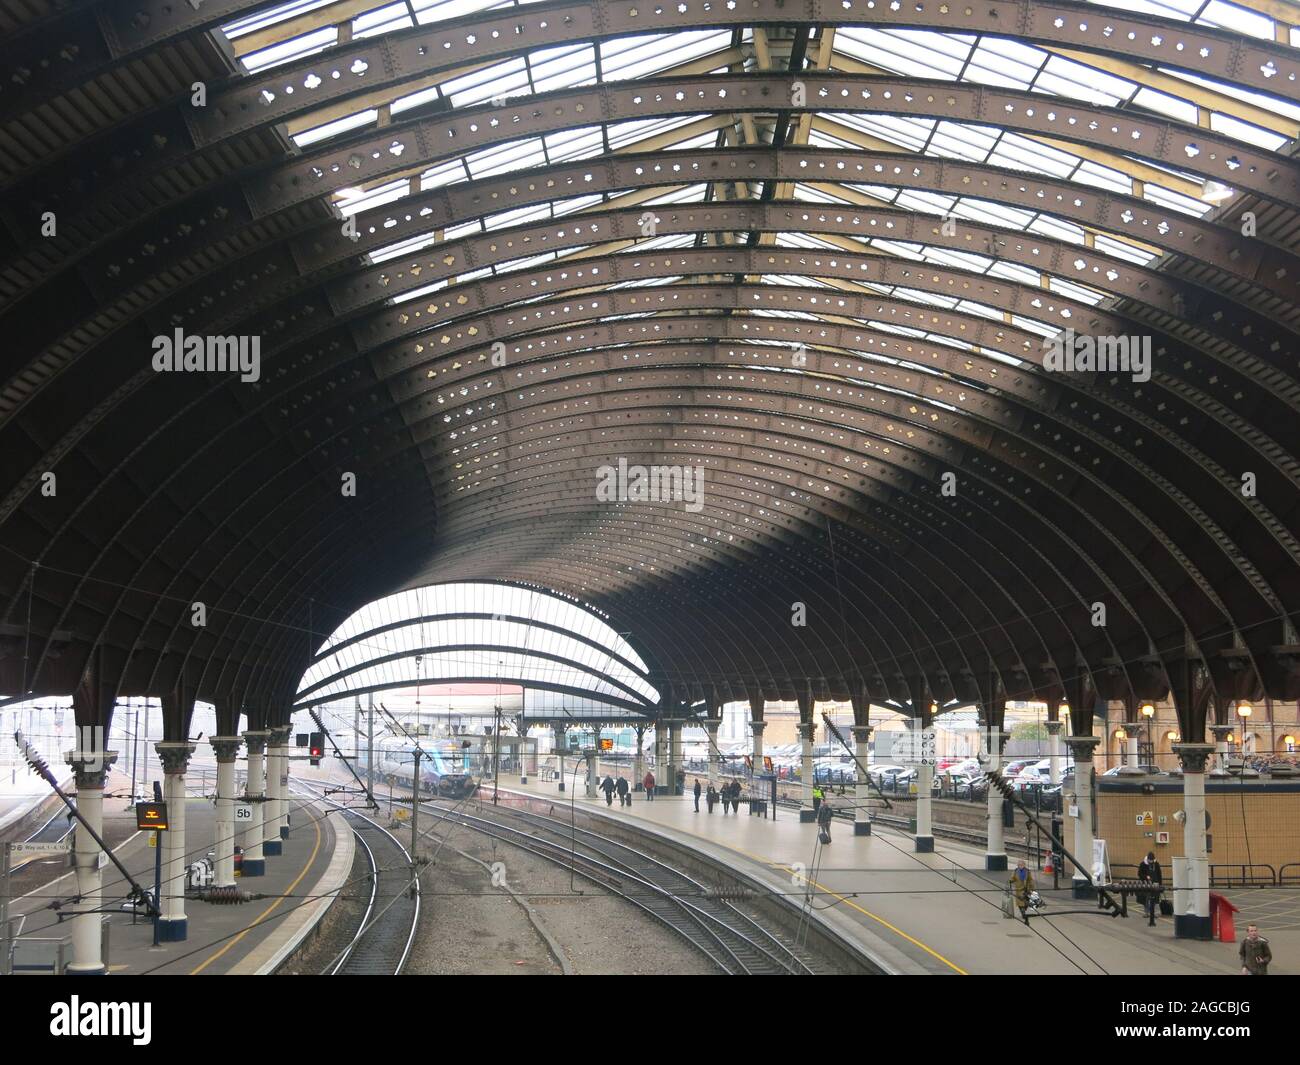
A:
[1210,863,1277,887]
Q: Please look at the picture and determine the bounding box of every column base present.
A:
[985,854,1008,872]
[264,840,282,857]
[557,781,565,791]
[520,776,528,784]
[241,858,266,877]
[65,964,108,975]
[156,917,188,942]
[915,835,934,853]
[1072,878,1096,900]
[853,820,872,836]
[1174,913,1212,940]
[799,808,817,823]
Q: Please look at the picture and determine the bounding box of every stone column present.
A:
[915,761,934,852]
[1208,724,1233,778]
[668,719,682,795]
[1172,743,1214,940]
[154,741,195,941]
[654,725,667,792]
[583,747,598,798]
[1064,736,1101,898]
[518,719,529,784]
[241,731,269,876]
[633,725,645,792]
[797,721,816,822]
[264,726,290,854]
[64,750,118,973]
[1045,719,1063,785]
[554,723,567,792]
[750,720,766,779]
[1126,733,1139,768]
[210,736,243,888]
[985,728,1008,871]
[705,719,721,788]
[852,725,873,836]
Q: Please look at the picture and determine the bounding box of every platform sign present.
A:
[1135,810,1153,827]
[135,801,169,831]
[599,738,614,751]
[234,803,253,822]
[892,726,937,766]
[9,840,71,858]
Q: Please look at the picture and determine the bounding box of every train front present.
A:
[430,740,479,797]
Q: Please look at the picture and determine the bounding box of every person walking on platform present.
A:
[729,780,741,813]
[812,783,824,814]
[1009,859,1035,921]
[601,774,616,806]
[816,795,834,843]
[616,776,630,806]
[1137,850,1163,926]
[643,769,656,800]
[706,784,718,813]
[693,778,702,812]
[1240,923,1272,975]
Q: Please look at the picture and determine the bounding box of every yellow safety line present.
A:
[715,838,968,975]
[189,804,323,975]
[503,783,968,974]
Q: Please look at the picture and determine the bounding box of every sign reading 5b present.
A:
[234,804,253,822]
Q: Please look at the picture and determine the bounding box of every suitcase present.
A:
[1159,898,1173,916]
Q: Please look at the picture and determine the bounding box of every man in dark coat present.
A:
[693,778,702,811]
[601,774,616,805]
[615,776,630,806]
[816,796,834,842]
[1137,851,1163,926]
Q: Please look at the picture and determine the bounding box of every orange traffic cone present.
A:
[1043,852,1054,874]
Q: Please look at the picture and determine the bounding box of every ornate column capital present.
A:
[1172,742,1216,774]
[64,750,119,789]
[851,724,873,743]
[1208,724,1235,740]
[268,725,293,747]
[749,720,766,734]
[154,741,195,775]
[704,718,721,731]
[242,730,270,756]
[1063,735,1102,761]
[210,735,243,762]
[987,729,1009,751]
[1044,720,1063,736]
[796,721,816,741]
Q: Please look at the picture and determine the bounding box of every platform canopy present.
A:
[1,0,1298,729]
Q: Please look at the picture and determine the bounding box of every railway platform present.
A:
[5,789,350,975]
[495,777,1284,976]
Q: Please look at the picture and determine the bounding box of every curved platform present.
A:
[498,779,1261,975]
[5,789,349,976]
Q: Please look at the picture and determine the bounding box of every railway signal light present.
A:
[309,732,324,765]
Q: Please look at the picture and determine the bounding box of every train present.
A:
[371,736,480,798]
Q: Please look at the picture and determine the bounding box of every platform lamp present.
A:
[1140,702,1155,767]
[1236,701,1253,758]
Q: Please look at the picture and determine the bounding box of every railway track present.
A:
[22,807,74,845]
[292,782,419,976]
[418,796,822,975]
